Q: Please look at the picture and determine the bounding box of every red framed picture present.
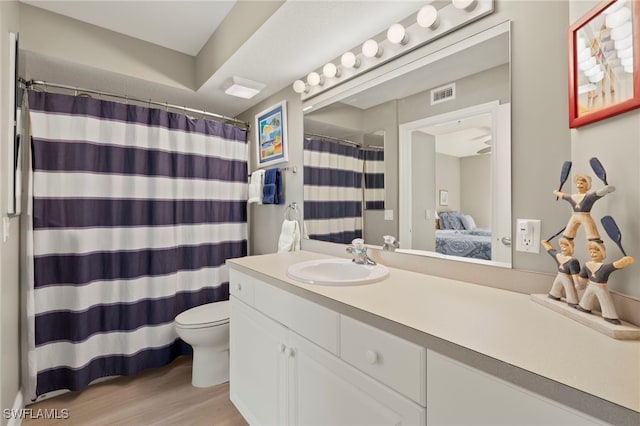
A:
[568,0,640,128]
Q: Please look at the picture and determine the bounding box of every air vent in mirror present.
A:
[431,83,456,105]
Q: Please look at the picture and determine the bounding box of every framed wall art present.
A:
[255,101,288,168]
[568,0,640,128]
[439,189,449,206]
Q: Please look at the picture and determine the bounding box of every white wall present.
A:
[568,1,640,297]
[0,1,22,423]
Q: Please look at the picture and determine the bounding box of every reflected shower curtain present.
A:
[23,90,248,399]
[303,138,363,243]
[363,149,384,210]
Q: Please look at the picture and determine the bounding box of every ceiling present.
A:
[19,0,425,118]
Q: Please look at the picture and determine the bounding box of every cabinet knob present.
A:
[365,350,379,364]
[235,283,242,291]
[279,343,286,353]
[285,347,295,358]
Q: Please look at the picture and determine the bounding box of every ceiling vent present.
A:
[430,83,456,105]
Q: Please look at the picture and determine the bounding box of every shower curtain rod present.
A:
[21,78,250,129]
[304,132,384,151]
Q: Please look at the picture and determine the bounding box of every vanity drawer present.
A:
[229,269,256,306]
[340,315,426,406]
[254,283,339,355]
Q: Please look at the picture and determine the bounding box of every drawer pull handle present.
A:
[365,350,379,364]
[285,347,295,358]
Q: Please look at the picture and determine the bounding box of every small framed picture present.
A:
[255,101,288,168]
[439,189,448,206]
[568,0,640,128]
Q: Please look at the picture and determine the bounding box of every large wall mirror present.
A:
[303,22,512,268]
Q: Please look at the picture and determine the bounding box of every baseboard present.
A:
[6,388,24,426]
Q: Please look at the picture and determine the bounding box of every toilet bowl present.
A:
[174,300,230,388]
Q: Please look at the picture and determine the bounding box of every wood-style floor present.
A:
[22,356,248,426]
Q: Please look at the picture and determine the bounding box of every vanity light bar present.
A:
[292,0,494,100]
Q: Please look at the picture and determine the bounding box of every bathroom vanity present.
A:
[227,251,640,425]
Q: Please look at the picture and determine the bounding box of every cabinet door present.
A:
[426,350,600,425]
[288,331,425,426]
[230,297,288,426]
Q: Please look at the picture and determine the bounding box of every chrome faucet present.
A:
[382,235,399,252]
[346,238,376,265]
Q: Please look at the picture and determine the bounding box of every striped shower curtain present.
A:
[303,138,363,243]
[23,90,248,399]
[363,149,384,210]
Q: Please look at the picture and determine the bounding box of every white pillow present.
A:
[460,214,477,230]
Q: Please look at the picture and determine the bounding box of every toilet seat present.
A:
[175,300,230,329]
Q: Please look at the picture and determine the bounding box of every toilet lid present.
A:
[175,300,230,328]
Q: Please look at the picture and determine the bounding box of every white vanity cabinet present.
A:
[229,269,425,426]
[426,350,601,425]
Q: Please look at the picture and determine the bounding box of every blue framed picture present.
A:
[255,101,288,168]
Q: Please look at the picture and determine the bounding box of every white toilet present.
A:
[174,300,230,388]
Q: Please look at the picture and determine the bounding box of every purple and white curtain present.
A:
[23,90,248,399]
[303,138,363,244]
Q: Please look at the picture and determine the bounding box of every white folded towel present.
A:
[248,170,265,204]
[277,220,300,253]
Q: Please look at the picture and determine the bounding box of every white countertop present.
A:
[228,251,640,413]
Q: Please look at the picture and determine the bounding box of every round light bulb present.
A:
[605,6,631,29]
[322,62,340,78]
[387,23,408,45]
[577,47,591,63]
[618,46,633,59]
[578,83,596,95]
[614,35,632,50]
[589,70,604,83]
[452,0,476,11]
[621,56,633,67]
[341,51,360,69]
[578,56,596,71]
[610,21,631,40]
[584,64,601,77]
[417,5,439,29]
[362,39,382,58]
[292,79,307,94]
[306,71,323,87]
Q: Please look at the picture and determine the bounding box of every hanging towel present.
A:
[277,220,300,253]
[263,168,283,204]
[248,170,265,204]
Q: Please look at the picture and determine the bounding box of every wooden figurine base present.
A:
[531,294,640,340]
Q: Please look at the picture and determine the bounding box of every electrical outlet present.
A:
[515,219,541,253]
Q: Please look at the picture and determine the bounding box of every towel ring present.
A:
[285,203,300,221]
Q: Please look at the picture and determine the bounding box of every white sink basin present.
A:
[287,259,389,286]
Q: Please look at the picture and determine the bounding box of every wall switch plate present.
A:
[384,209,394,221]
[515,219,540,253]
[3,217,10,242]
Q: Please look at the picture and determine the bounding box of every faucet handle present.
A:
[351,238,365,249]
